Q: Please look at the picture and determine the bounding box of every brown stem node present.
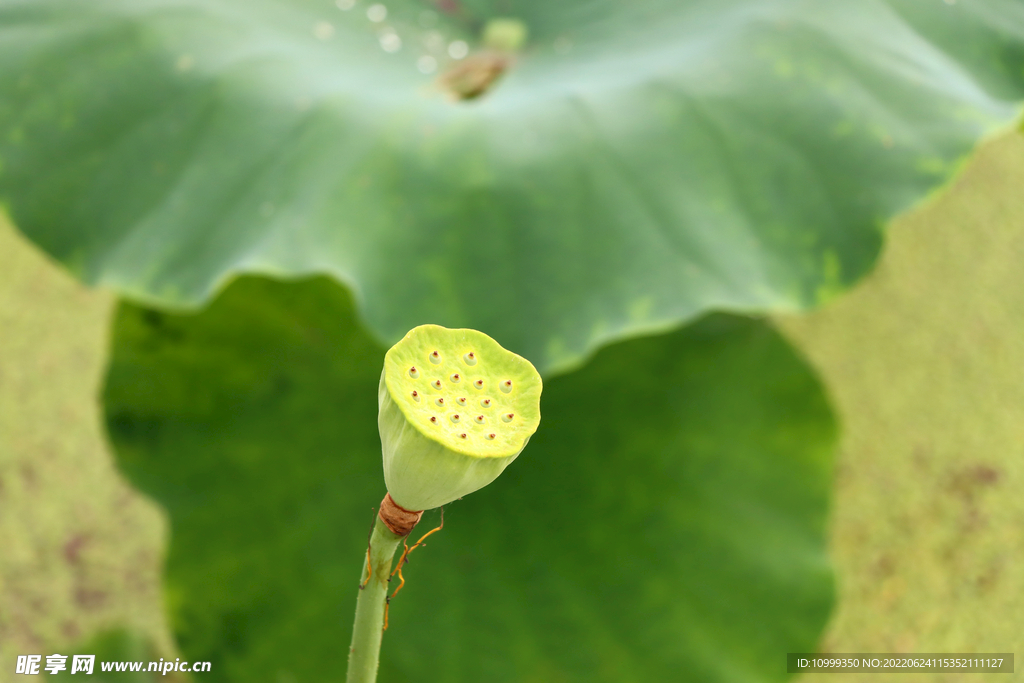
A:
[378,493,423,536]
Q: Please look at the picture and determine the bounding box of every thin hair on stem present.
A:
[358,506,376,590]
[383,507,445,629]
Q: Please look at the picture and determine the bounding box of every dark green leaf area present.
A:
[103,276,836,683]
[4,1,1024,374]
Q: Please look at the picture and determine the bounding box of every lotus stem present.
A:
[346,324,542,682]
[345,514,404,683]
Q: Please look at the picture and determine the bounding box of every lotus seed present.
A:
[412,390,420,401]
[451,414,461,423]
[429,416,437,423]
[430,350,441,364]
[451,373,461,382]
[474,415,485,424]
[433,380,442,389]
[456,397,467,406]
[459,433,467,439]
[474,379,484,389]
[435,397,445,406]
[464,352,477,365]
[486,433,496,440]
[502,413,514,422]
[501,380,513,393]
[481,398,491,407]
[409,366,419,378]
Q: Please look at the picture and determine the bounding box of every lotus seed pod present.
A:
[378,324,542,511]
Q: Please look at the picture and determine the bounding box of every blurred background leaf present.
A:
[102,277,835,683]
[2,0,1022,680]
[1,0,1022,373]
[4,132,1024,683]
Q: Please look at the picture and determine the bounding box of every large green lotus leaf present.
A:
[103,275,836,683]
[3,1,1024,373]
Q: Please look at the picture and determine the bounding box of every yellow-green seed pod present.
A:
[378,324,542,511]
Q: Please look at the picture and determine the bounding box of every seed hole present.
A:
[409,366,419,378]
[502,413,514,422]
[501,380,513,393]
[451,373,461,383]
[474,415,485,424]
[429,350,442,364]
[464,352,477,365]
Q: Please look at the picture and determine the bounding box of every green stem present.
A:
[346,515,404,683]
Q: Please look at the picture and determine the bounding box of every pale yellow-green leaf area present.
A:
[779,132,1024,683]
[0,218,175,680]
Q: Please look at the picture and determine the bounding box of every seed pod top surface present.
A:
[383,324,542,458]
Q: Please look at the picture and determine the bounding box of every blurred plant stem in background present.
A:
[1,130,1024,682]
